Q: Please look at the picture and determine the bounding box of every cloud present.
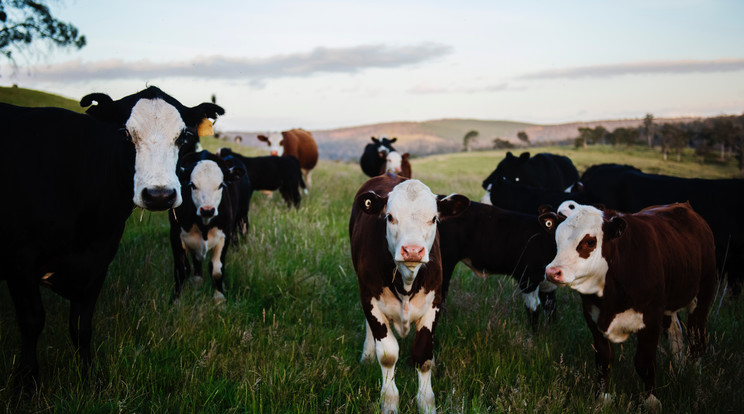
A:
[519,58,744,79]
[408,82,523,94]
[7,43,453,83]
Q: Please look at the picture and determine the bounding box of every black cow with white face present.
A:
[0,86,223,391]
[360,135,398,177]
[169,151,247,303]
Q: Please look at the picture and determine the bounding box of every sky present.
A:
[1,0,743,132]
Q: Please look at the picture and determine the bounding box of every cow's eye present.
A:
[586,238,596,247]
[189,182,196,190]
[431,216,438,224]
[176,130,194,147]
[219,183,226,189]
[387,214,394,223]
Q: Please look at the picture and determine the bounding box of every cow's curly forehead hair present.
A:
[390,179,435,203]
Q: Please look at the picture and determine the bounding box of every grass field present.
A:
[1,143,743,413]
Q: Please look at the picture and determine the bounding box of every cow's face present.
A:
[358,180,469,290]
[258,132,284,156]
[543,204,614,296]
[188,160,225,225]
[384,151,403,174]
[126,98,187,210]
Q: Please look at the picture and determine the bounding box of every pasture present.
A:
[2,143,743,413]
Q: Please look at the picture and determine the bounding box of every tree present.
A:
[0,0,85,65]
[659,123,686,161]
[643,113,656,148]
[610,127,640,148]
[577,126,607,147]
[492,137,514,149]
[517,131,529,146]
[462,130,478,152]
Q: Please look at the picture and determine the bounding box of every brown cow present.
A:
[381,151,412,178]
[257,128,318,190]
[349,174,469,413]
[540,202,716,410]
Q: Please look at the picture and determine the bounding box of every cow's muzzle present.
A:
[141,187,179,211]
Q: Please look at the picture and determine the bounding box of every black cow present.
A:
[580,164,744,295]
[488,178,592,213]
[482,151,580,193]
[360,136,398,177]
[169,151,247,303]
[0,86,223,390]
[218,147,305,208]
[438,201,557,330]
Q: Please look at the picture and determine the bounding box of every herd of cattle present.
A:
[0,87,739,412]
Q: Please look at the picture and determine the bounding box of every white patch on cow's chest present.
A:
[180,224,225,260]
[603,309,645,343]
[372,287,436,338]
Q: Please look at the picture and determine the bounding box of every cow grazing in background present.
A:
[169,151,247,304]
[360,135,397,177]
[257,128,318,189]
[540,203,716,410]
[218,147,305,208]
[579,164,744,296]
[0,86,223,390]
[384,151,412,178]
[349,174,469,414]
[438,201,557,330]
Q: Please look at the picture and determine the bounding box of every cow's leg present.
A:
[635,325,661,410]
[412,305,439,414]
[209,232,228,305]
[360,321,376,363]
[7,275,45,392]
[302,169,311,193]
[171,238,191,301]
[666,312,685,364]
[581,295,613,400]
[68,271,105,380]
[364,300,399,413]
[538,280,557,322]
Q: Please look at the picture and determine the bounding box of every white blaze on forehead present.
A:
[385,151,403,173]
[128,98,185,208]
[548,204,608,296]
[267,132,284,155]
[385,179,438,288]
[190,160,224,222]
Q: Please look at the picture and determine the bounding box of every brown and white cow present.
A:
[383,151,412,178]
[257,128,318,190]
[349,174,469,414]
[540,202,716,410]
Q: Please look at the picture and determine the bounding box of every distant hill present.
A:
[223,116,700,161]
[0,85,83,113]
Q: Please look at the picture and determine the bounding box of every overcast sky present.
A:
[1,0,743,131]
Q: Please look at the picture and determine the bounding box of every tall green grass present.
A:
[2,144,743,413]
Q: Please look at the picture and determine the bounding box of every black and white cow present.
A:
[0,86,223,390]
[438,201,557,330]
[349,174,469,413]
[218,147,305,208]
[360,136,398,177]
[540,202,716,409]
[169,151,247,304]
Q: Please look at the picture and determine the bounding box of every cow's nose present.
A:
[545,267,562,283]
[141,187,178,211]
[199,206,215,218]
[270,151,279,156]
[401,245,425,262]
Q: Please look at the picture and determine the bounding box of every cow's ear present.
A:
[371,136,380,144]
[519,152,530,161]
[604,216,626,240]
[537,204,554,215]
[539,212,562,233]
[358,191,387,215]
[225,164,246,183]
[192,102,225,120]
[257,134,269,142]
[80,93,125,124]
[438,194,470,220]
[505,151,515,159]
[389,137,397,144]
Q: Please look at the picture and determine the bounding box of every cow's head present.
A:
[383,151,404,174]
[257,132,284,156]
[541,204,625,296]
[178,151,246,225]
[81,86,224,211]
[357,179,469,290]
[371,135,397,156]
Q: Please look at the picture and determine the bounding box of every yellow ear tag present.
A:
[197,118,214,137]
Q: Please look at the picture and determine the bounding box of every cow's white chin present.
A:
[403,261,422,272]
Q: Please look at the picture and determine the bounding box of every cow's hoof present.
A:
[189,276,204,287]
[644,394,661,412]
[213,291,226,309]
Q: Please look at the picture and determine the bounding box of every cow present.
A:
[257,128,318,189]
[218,147,305,208]
[481,152,580,203]
[349,174,469,414]
[438,201,557,330]
[488,176,591,213]
[169,151,247,304]
[579,164,744,296]
[540,202,716,409]
[360,135,398,177]
[0,86,224,390]
[384,151,412,178]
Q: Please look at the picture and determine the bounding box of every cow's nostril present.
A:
[141,187,177,211]
[200,207,215,218]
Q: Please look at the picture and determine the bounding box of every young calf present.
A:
[218,147,305,208]
[540,202,716,410]
[169,151,247,303]
[438,201,557,330]
[349,174,469,414]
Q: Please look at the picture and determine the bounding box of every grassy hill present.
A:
[0,86,83,112]
[2,141,742,413]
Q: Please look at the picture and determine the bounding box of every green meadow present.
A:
[2,141,743,413]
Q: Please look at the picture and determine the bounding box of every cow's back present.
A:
[282,129,318,170]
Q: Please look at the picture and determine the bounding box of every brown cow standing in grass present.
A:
[257,129,318,191]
